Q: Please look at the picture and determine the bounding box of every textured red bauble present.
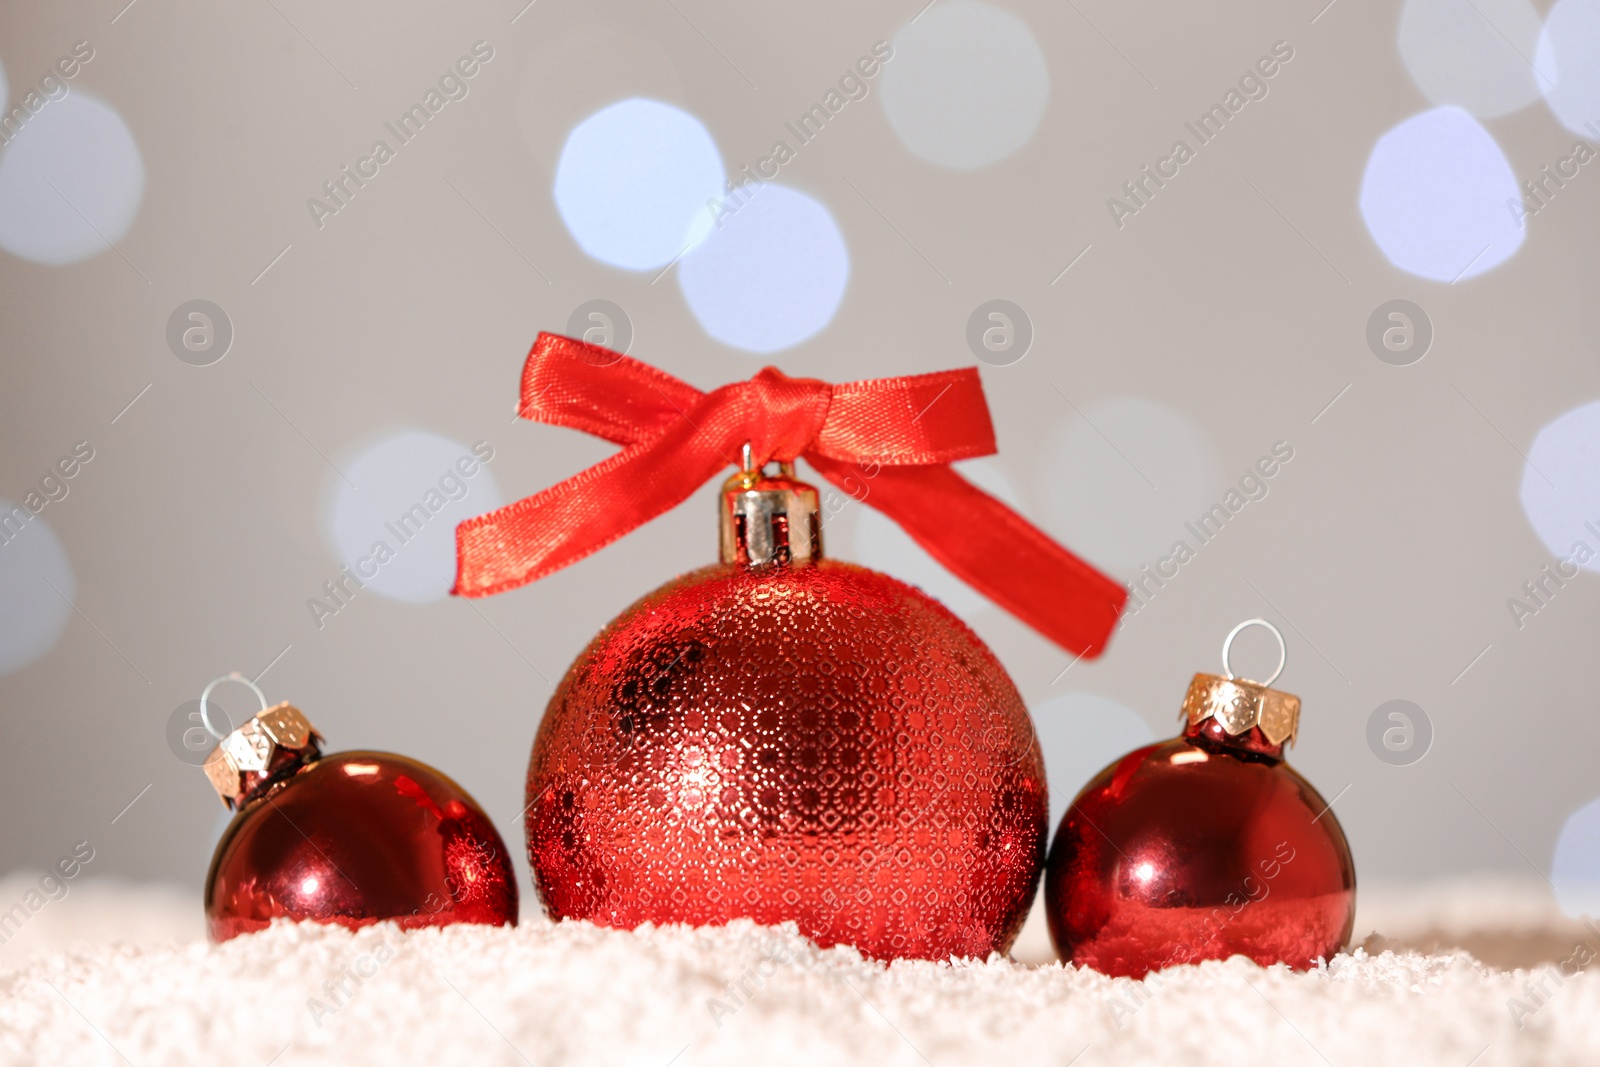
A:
[202,700,517,941]
[525,468,1046,960]
[1044,627,1355,978]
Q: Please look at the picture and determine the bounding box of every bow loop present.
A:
[517,334,701,445]
[456,333,1127,658]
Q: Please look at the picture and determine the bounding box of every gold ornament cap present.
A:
[1181,619,1300,748]
[719,445,822,568]
[198,673,323,810]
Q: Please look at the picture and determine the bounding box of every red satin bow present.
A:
[455,333,1127,657]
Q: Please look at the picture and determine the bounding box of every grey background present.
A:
[0,0,1594,909]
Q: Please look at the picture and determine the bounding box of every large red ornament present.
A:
[457,334,1130,960]
[1044,621,1355,977]
[525,466,1047,959]
[200,684,517,942]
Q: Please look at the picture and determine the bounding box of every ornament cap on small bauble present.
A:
[202,697,323,810]
[1179,618,1302,755]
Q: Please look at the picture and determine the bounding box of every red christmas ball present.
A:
[1044,651,1355,978]
[203,703,517,941]
[525,470,1045,960]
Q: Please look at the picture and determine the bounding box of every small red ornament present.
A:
[456,335,1130,960]
[1044,621,1355,978]
[199,676,517,942]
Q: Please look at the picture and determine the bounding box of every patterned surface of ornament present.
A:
[526,560,1047,960]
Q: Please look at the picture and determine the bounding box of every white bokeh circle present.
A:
[329,431,504,604]
[553,97,724,271]
[1032,692,1155,838]
[0,499,75,675]
[0,92,144,266]
[1398,0,1548,118]
[1033,396,1225,576]
[851,457,1019,622]
[1359,106,1523,283]
[1552,795,1600,918]
[1536,0,1600,137]
[1519,398,1600,572]
[678,183,848,354]
[880,0,1050,169]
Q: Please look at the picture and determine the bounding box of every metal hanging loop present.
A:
[1221,618,1286,688]
[198,672,269,741]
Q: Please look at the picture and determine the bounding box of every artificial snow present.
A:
[1,875,1596,1066]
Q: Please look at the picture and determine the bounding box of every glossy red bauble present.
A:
[1044,718,1355,978]
[207,751,518,941]
[525,559,1047,960]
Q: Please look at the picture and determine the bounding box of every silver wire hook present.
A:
[1221,618,1286,687]
[198,672,269,741]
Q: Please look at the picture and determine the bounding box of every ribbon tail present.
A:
[811,459,1127,658]
[455,428,730,598]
